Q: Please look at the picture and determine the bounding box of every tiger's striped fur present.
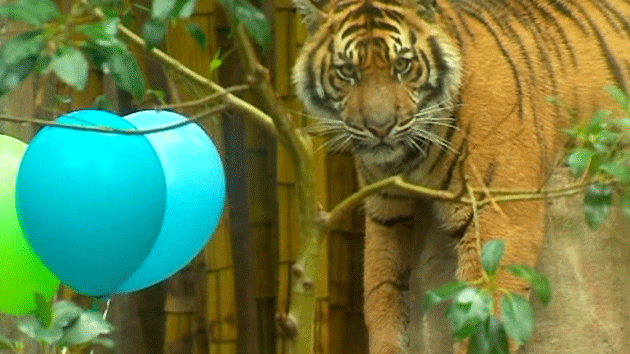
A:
[292,0,630,352]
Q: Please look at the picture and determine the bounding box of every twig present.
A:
[0,104,226,135]
[467,159,508,220]
[157,84,250,110]
[103,12,278,136]
[33,72,54,119]
[466,182,485,277]
[324,175,617,228]
[325,176,402,227]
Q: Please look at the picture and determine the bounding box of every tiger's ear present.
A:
[415,0,436,22]
[293,0,327,34]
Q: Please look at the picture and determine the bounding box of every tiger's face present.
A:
[293,0,462,169]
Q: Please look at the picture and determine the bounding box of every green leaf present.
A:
[52,46,88,90]
[0,31,44,64]
[506,264,551,306]
[34,54,52,73]
[560,127,580,139]
[567,148,595,176]
[468,317,510,354]
[176,0,198,18]
[80,39,123,68]
[184,22,207,50]
[595,130,622,146]
[599,161,630,185]
[219,0,271,49]
[59,312,114,346]
[143,17,168,50]
[583,183,613,229]
[25,0,60,20]
[604,85,630,112]
[481,240,504,276]
[51,301,83,329]
[81,38,144,97]
[75,18,120,45]
[611,117,630,130]
[500,294,534,345]
[16,316,63,344]
[0,31,46,90]
[209,50,222,72]
[423,281,467,311]
[93,94,113,111]
[92,337,116,349]
[587,109,612,131]
[0,56,38,96]
[446,288,492,341]
[0,0,60,25]
[105,48,146,98]
[34,293,53,328]
[146,89,166,105]
[151,0,178,19]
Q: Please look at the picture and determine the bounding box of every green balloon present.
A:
[0,134,59,315]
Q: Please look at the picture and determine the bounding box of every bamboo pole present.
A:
[231,25,324,354]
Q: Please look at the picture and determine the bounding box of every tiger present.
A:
[292,0,630,353]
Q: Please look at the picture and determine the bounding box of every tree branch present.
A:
[90,7,278,136]
[232,24,322,354]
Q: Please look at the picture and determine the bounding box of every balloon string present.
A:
[102,298,111,320]
[89,298,112,354]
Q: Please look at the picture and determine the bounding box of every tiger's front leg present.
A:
[364,214,413,354]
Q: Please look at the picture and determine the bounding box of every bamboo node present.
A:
[255,63,271,84]
[275,312,299,338]
[245,74,258,85]
[301,277,314,292]
[316,203,331,229]
[292,263,305,278]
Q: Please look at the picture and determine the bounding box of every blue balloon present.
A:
[15,110,167,297]
[117,110,225,293]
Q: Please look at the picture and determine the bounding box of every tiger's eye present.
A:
[336,63,357,81]
[393,57,413,75]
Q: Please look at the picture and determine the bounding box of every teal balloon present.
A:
[15,110,167,297]
[117,110,225,293]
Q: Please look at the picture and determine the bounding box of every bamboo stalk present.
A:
[232,25,323,354]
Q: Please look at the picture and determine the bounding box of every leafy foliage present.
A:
[219,0,271,50]
[0,0,60,25]
[424,240,551,354]
[0,0,146,98]
[500,294,534,345]
[51,46,89,90]
[506,264,551,306]
[0,30,43,95]
[141,0,208,53]
[468,317,509,354]
[0,0,270,97]
[2,296,115,353]
[481,240,504,276]
[563,86,630,229]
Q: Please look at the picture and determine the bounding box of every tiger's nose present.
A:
[364,118,395,138]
